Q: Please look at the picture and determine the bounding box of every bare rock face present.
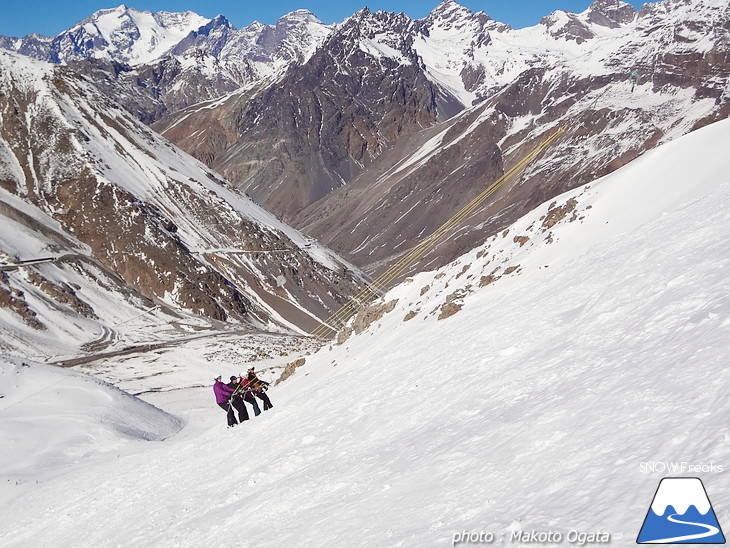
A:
[0,69,246,322]
[296,101,508,271]
[335,299,399,344]
[155,8,444,223]
[26,271,97,319]
[352,299,399,334]
[542,199,579,230]
[438,301,463,320]
[276,357,306,384]
[289,0,729,275]
[63,56,243,125]
[0,274,45,330]
[56,174,250,320]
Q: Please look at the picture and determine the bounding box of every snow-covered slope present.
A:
[0,107,727,547]
[0,356,182,487]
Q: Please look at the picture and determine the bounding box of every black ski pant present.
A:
[218,402,237,427]
[255,390,273,410]
[231,395,249,422]
[243,392,261,416]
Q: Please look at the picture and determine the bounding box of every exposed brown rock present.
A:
[542,198,579,230]
[352,299,399,334]
[455,264,470,279]
[403,310,419,321]
[479,274,499,287]
[0,56,362,335]
[276,357,306,385]
[27,271,97,318]
[438,301,463,320]
[0,276,46,330]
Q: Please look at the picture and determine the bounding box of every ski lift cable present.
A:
[113,305,161,327]
[309,125,568,339]
[310,126,566,338]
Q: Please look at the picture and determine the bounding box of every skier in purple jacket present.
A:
[213,375,237,427]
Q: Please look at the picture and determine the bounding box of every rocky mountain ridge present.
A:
[0,5,332,122]
[0,50,361,358]
[153,0,730,273]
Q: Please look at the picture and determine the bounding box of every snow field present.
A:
[0,358,182,498]
[0,108,728,547]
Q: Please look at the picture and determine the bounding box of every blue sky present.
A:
[1,0,646,38]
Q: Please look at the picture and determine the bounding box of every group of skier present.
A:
[213,367,273,427]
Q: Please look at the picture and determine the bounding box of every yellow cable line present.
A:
[310,125,565,338]
[310,125,567,339]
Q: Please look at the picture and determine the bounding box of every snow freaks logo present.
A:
[637,477,726,544]
[640,461,724,474]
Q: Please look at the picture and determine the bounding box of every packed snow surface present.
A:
[0,357,182,483]
[0,118,729,546]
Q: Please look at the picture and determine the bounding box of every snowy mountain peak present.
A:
[241,20,268,33]
[421,0,505,40]
[89,4,132,18]
[585,0,637,27]
[224,9,331,70]
[412,0,505,107]
[209,14,233,27]
[337,7,412,47]
[279,9,322,24]
[178,13,234,39]
[273,9,329,38]
[75,5,209,33]
[333,11,414,67]
[262,9,331,65]
[425,0,497,27]
[430,0,475,19]
[539,9,598,43]
[539,0,637,33]
[58,4,211,65]
[422,1,508,37]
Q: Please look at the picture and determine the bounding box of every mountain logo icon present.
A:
[637,477,726,544]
